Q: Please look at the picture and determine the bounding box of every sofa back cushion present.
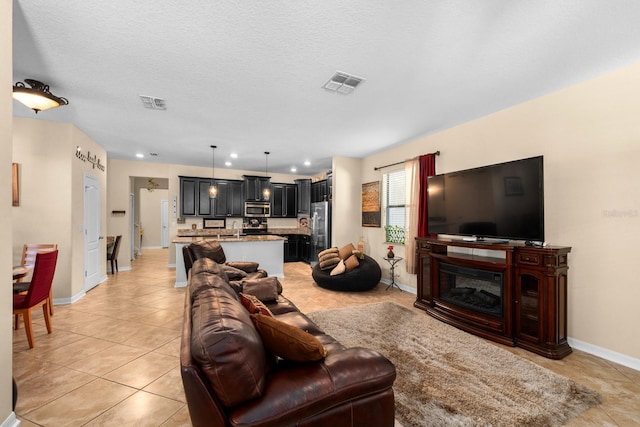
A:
[191,285,268,407]
[189,240,227,264]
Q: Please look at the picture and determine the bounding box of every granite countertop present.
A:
[177,227,310,237]
[173,235,286,244]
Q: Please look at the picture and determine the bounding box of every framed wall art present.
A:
[362,181,381,227]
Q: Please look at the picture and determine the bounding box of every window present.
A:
[384,169,406,244]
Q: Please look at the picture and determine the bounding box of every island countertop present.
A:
[176,227,310,238]
[172,235,285,244]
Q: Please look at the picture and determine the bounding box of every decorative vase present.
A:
[387,250,395,259]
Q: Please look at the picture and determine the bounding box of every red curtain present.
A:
[417,153,436,237]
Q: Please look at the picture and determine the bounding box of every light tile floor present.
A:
[13,249,640,426]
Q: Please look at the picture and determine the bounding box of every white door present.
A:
[130,193,135,260]
[84,175,101,291]
[161,199,169,248]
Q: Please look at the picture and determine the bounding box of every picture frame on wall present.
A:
[12,163,19,207]
[362,181,381,227]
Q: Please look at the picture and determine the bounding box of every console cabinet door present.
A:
[514,270,544,344]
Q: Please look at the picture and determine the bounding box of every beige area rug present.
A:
[307,302,601,427]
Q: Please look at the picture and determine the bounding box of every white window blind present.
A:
[385,169,406,243]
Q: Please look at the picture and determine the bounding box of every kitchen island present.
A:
[173,235,285,287]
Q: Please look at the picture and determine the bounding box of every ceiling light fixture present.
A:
[263,151,271,201]
[13,79,69,113]
[209,145,217,198]
[322,71,364,95]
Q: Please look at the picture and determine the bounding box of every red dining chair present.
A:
[13,250,58,348]
[14,243,58,316]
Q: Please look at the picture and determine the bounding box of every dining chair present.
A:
[13,250,58,348]
[107,235,122,274]
[14,243,58,316]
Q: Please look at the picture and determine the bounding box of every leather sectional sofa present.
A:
[180,255,397,427]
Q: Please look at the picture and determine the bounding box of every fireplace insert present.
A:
[439,263,503,317]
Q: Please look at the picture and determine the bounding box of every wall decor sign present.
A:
[12,163,19,206]
[362,181,381,227]
[75,146,105,172]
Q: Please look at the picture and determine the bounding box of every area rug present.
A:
[307,302,601,427]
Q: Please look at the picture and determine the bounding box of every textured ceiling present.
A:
[11,1,640,175]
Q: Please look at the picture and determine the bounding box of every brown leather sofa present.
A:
[180,257,397,427]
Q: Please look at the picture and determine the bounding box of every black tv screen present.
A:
[427,156,544,242]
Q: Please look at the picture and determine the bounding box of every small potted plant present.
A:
[387,245,395,259]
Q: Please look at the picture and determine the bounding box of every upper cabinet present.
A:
[295,178,311,215]
[180,176,214,217]
[271,183,297,218]
[213,179,244,217]
[311,179,329,203]
[180,176,243,217]
[243,175,271,202]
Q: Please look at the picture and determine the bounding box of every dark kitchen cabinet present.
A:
[213,179,243,218]
[271,183,297,218]
[180,176,215,217]
[180,177,197,216]
[311,180,329,203]
[300,235,311,262]
[283,234,300,262]
[243,175,271,202]
[295,179,311,215]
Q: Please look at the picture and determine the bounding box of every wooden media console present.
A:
[415,237,572,359]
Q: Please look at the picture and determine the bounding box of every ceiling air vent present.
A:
[139,95,167,110]
[322,71,364,95]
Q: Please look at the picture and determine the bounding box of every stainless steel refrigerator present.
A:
[310,201,331,266]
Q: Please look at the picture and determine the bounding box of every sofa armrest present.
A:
[229,347,395,426]
[226,261,259,273]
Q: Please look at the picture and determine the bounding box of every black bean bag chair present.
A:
[312,254,381,292]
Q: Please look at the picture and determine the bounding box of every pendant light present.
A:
[13,79,69,114]
[209,145,217,198]
[263,151,271,201]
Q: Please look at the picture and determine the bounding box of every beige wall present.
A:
[331,157,363,249]
[139,188,169,248]
[357,61,640,362]
[12,118,108,302]
[1,0,13,423]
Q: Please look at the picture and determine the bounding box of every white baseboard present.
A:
[141,245,164,250]
[568,337,640,372]
[1,412,20,427]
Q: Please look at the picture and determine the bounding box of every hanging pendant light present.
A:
[209,145,218,198]
[13,79,69,114]
[263,151,271,201]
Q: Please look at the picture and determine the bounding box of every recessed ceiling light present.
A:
[291,167,297,172]
[136,153,144,158]
[230,153,238,159]
[225,161,232,166]
[304,160,311,166]
[322,71,364,95]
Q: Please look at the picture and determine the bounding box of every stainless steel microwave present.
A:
[244,201,270,217]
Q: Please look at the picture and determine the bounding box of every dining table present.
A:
[13,266,28,281]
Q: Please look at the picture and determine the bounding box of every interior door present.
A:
[84,175,101,291]
[161,199,169,248]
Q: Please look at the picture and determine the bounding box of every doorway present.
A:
[84,174,101,291]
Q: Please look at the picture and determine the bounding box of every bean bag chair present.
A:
[312,254,381,292]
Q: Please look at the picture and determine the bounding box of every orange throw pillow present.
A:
[251,314,327,362]
[240,293,274,317]
[344,254,360,272]
[338,243,356,260]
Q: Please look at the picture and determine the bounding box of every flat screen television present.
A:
[427,156,544,242]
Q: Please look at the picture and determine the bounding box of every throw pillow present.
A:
[240,293,274,317]
[330,259,346,276]
[344,254,360,272]
[318,247,338,258]
[251,314,327,362]
[338,243,356,260]
[220,264,248,280]
[319,254,340,270]
[226,261,259,273]
[242,277,280,302]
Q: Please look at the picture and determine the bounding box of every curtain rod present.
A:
[374,151,440,171]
